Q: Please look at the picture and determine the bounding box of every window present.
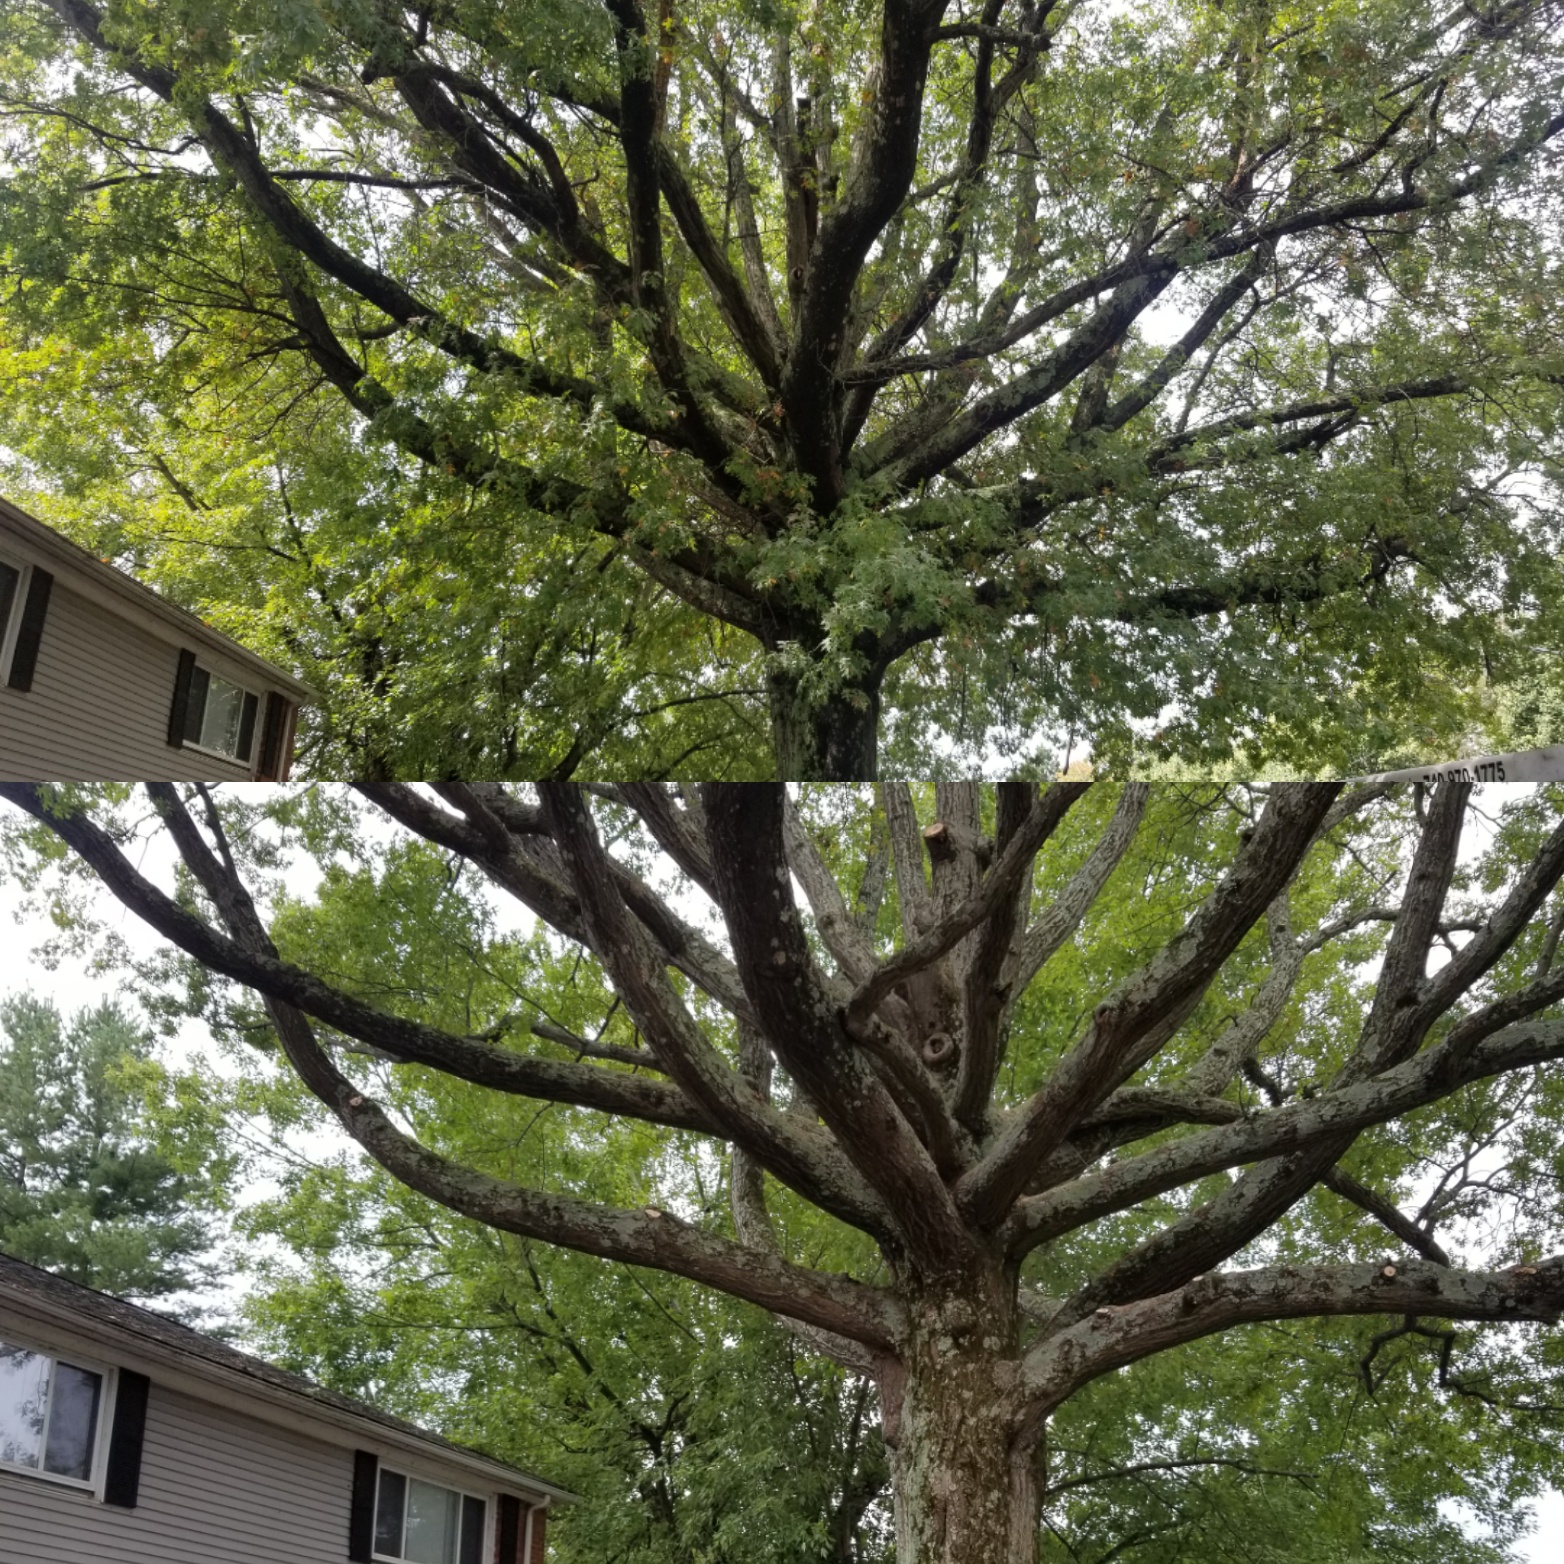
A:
[373,1467,486,1564]
[0,559,19,655]
[184,665,251,756]
[0,1339,104,1485]
[170,650,259,762]
[0,553,53,692]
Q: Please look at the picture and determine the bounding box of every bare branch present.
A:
[1322,1167,1452,1266]
[130,784,904,1347]
[699,783,981,1276]
[882,784,934,941]
[847,784,1090,1029]
[535,783,892,1238]
[1009,784,1150,995]
[1004,1014,1564,1258]
[784,792,878,984]
[0,784,717,1134]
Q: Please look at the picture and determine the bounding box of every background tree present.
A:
[238,1178,895,1563]
[1,0,1561,776]
[0,993,220,1303]
[8,781,1564,1561]
[137,825,895,1562]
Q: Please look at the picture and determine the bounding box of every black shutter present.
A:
[498,1494,522,1564]
[257,693,289,779]
[167,649,198,746]
[102,1369,149,1508]
[6,566,53,692]
[349,1450,378,1562]
[237,689,259,763]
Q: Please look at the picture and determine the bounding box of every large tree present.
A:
[1,1,1561,777]
[7,780,1564,1560]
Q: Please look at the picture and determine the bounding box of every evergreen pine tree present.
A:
[0,995,213,1303]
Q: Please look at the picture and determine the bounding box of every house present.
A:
[0,1254,572,1564]
[0,496,315,780]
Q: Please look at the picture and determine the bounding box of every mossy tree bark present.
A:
[882,1280,1042,1564]
[766,663,883,781]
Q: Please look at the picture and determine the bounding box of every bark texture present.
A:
[767,666,884,781]
[886,1283,1042,1564]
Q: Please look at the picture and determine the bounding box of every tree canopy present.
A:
[0,992,220,1302]
[234,1159,896,1563]
[0,1,1560,776]
[7,780,1564,1561]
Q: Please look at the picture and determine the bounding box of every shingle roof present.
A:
[0,1252,573,1503]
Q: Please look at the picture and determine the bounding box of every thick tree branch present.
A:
[783,792,879,985]
[0,785,730,1134]
[1150,374,1481,469]
[1092,246,1273,436]
[1180,893,1302,1099]
[1004,1013,1564,1258]
[654,147,783,392]
[1008,784,1150,997]
[1023,1255,1564,1417]
[357,783,754,1022]
[1321,1168,1452,1266]
[699,783,981,1278]
[882,783,935,941]
[144,783,902,1346]
[615,784,720,900]
[960,785,1341,1229]
[781,0,950,507]
[846,784,1090,1029]
[286,987,905,1348]
[535,783,892,1238]
[953,781,1040,1130]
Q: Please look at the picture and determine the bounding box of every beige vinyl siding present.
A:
[0,1381,355,1564]
[0,579,258,781]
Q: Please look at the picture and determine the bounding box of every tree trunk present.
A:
[766,663,882,780]
[882,1299,1041,1564]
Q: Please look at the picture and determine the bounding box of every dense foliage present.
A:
[240,1176,894,1563]
[1,1,1560,775]
[0,993,219,1303]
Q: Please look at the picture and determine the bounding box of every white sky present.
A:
[0,787,1561,1559]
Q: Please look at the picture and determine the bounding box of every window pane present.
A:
[183,665,210,744]
[199,675,245,756]
[0,562,18,643]
[0,1342,49,1469]
[404,1478,460,1564]
[375,1468,407,1558]
[459,1496,485,1564]
[42,1362,100,1480]
[236,689,258,762]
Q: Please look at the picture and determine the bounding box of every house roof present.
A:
[0,1253,574,1505]
[0,495,317,705]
